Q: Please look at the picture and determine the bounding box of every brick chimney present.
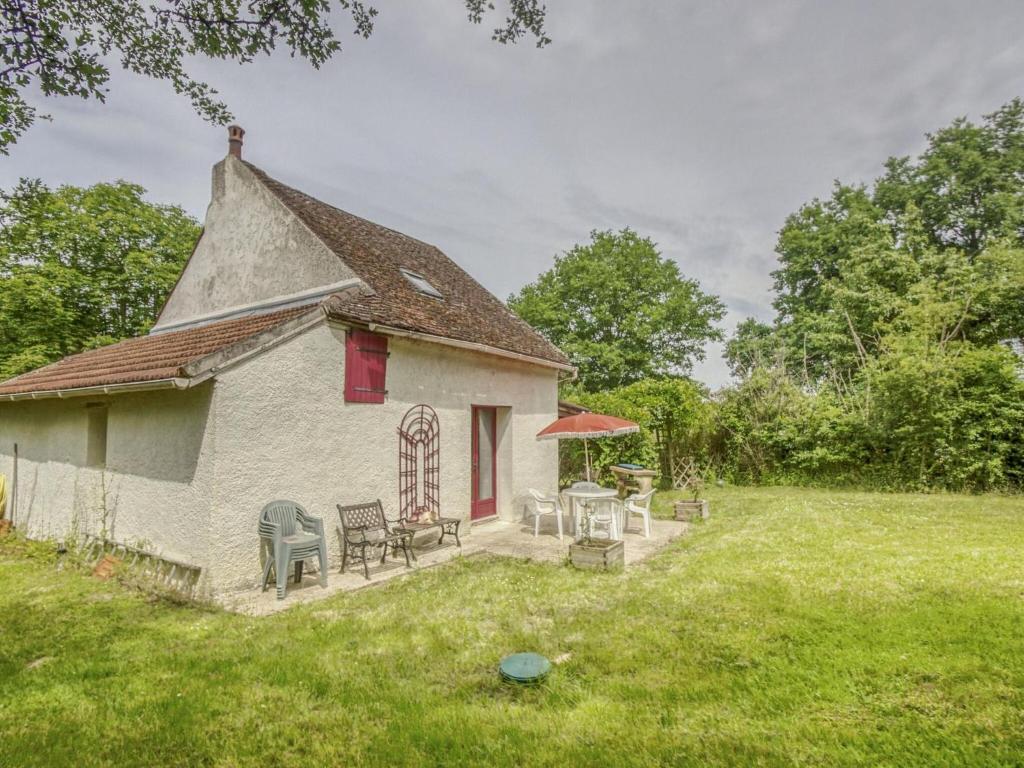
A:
[227,125,245,158]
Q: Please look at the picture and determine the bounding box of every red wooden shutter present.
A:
[345,330,389,403]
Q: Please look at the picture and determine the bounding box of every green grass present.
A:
[1,487,1023,767]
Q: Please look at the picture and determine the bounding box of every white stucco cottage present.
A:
[0,127,572,596]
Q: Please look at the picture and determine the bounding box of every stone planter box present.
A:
[568,538,625,571]
[674,499,709,522]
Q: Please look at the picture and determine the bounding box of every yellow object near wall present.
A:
[0,474,6,520]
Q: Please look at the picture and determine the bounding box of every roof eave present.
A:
[352,319,574,372]
[0,305,327,401]
[0,377,191,402]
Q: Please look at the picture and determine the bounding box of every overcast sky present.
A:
[2,0,1023,387]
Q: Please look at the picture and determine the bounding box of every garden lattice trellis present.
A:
[671,456,705,496]
[398,404,440,523]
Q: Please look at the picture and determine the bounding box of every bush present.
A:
[560,378,712,487]
[714,366,860,486]
[711,341,1024,493]
[859,341,1024,491]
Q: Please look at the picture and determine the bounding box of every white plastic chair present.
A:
[624,489,656,538]
[528,489,564,540]
[582,497,622,541]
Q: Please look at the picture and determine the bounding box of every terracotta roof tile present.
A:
[0,304,317,396]
[244,162,570,367]
[0,160,570,397]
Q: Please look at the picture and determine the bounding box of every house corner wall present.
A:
[0,386,220,595]
[204,322,559,595]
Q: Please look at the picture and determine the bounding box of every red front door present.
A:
[471,406,497,520]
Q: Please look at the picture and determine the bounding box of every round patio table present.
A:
[562,487,620,536]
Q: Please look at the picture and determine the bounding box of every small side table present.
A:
[390,516,462,561]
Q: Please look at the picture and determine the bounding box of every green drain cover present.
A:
[499,652,551,684]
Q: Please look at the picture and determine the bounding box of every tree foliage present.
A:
[0,178,199,379]
[765,100,1024,380]
[559,377,712,486]
[509,228,725,391]
[715,336,1024,492]
[0,0,550,152]
[860,338,1024,491]
[723,317,777,379]
[718,100,1024,492]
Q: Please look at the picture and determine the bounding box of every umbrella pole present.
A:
[584,439,591,482]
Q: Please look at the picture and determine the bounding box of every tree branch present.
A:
[940,295,973,347]
[843,309,868,367]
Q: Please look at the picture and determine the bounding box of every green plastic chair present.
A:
[259,500,328,599]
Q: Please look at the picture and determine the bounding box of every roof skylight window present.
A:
[401,268,443,299]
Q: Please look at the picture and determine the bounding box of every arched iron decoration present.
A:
[398,404,440,523]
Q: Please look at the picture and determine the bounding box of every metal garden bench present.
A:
[337,499,414,579]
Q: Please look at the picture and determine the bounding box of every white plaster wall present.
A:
[0,387,217,591]
[155,156,356,328]
[0,399,88,540]
[0,325,560,597]
[207,322,559,593]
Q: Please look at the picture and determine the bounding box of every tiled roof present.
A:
[0,158,570,398]
[244,162,570,367]
[0,305,317,397]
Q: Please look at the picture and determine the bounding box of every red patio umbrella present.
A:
[536,412,640,481]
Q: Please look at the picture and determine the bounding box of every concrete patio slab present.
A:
[222,516,688,616]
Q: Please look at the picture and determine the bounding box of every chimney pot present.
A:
[227,124,245,158]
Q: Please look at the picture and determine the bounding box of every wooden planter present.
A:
[569,538,624,571]
[674,499,709,522]
[0,520,11,537]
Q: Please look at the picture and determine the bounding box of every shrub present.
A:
[560,378,712,487]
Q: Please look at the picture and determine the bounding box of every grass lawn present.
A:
[1,486,1023,767]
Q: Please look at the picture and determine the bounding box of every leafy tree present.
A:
[758,100,1024,380]
[714,99,1024,492]
[509,228,725,391]
[724,318,778,379]
[0,178,199,379]
[714,364,853,485]
[875,99,1024,256]
[0,0,550,152]
[715,232,1024,491]
[771,184,903,376]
